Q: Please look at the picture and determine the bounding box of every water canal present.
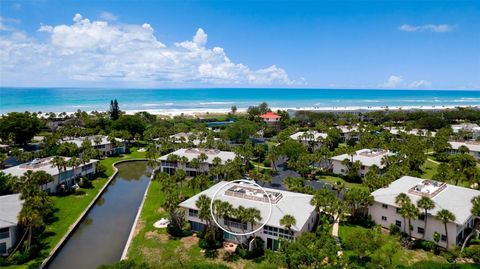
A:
[47,161,151,269]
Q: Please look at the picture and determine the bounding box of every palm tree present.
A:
[400,202,419,238]
[436,209,456,248]
[462,195,480,251]
[310,187,335,226]
[417,196,435,239]
[395,193,411,234]
[280,214,296,238]
[17,204,44,250]
[196,194,213,228]
[333,181,345,198]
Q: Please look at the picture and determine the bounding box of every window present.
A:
[0,242,6,254]
[395,220,402,227]
[190,221,205,232]
[381,216,387,221]
[340,169,345,173]
[418,214,425,221]
[382,204,388,209]
[396,208,401,214]
[441,234,447,242]
[361,165,366,170]
[0,228,9,239]
[417,227,425,234]
[188,209,198,217]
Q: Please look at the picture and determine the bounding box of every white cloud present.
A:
[409,80,432,88]
[399,24,454,33]
[379,75,404,88]
[99,11,118,21]
[0,16,20,31]
[0,14,298,87]
[379,75,432,89]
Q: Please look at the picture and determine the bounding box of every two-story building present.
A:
[60,135,126,156]
[369,176,480,248]
[0,194,23,256]
[330,148,391,178]
[451,123,480,140]
[3,157,98,193]
[179,181,317,250]
[159,148,236,177]
[289,131,328,150]
[337,126,360,142]
[448,141,480,161]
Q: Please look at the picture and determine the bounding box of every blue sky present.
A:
[0,0,479,89]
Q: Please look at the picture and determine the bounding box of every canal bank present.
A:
[41,160,151,269]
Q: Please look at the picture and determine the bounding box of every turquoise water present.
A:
[1,87,479,113]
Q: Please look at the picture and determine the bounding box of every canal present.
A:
[47,161,151,269]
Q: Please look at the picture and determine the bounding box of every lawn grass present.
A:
[338,223,448,267]
[5,147,146,269]
[421,158,439,179]
[127,180,259,268]
[316,174,367,190]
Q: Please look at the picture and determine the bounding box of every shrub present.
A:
[389,224,401,236]
[79,177,93,188]
[412,239,436,251]
[462,244,480,262]
[235,237,265,259]
[96,163,107,177]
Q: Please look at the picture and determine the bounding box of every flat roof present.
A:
[289,131,328,141]
[0,194,23,228]
[179,181,315,231]
[60,135,123,147]
[449,141,480,152]
[159,148,236,164]
[2,156,98,178]
[371,176,480,225]
[331,148,391,168]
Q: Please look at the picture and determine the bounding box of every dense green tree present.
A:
[0,112,42,145]
[109,99,120,120]
[226,120,258,143]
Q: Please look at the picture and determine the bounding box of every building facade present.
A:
[159,148,236,177]
[0,194,23,256]
[330,148,391,178]
[369,176,480,248]
[448,141,480,161]
[179,181,317,250]
[60,135,126,156]
[3,157,98,193]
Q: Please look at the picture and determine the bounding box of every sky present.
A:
[0,0,479,89]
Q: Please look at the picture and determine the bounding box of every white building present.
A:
[60,135,126,156]
[289,131,328,149]
[3,157,98,193]
[330,148,391,178]
[159,148,236,177]
[0,194,23,256]
[451,123,480,139]
[337,126,360,142]
[155,132,220,147]
[179,181,317,250]
[369,176,480,248]
[386,127,436,137]
[448,141,480,160]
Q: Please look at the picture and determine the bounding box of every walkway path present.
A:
[332,215,343,256]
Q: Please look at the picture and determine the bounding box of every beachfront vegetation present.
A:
[1,103,480,268]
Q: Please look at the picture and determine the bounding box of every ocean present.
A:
[0,88,479,114]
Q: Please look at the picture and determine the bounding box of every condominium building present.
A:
[369,176,480,248]
[0,194,23,256]
[179,181,317,250]
[60,135,126,156]
[330,148,391,178]
[448,141,480,160]
[159,148,236,177]
[289,131,328,149]
[3,157,98,193]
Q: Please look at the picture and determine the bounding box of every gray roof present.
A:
[159,148,236,164]
[179,181,315,231]
[2,156,98,178]
[60,135,124,147]
[449,141,480,152]
[289,131,328,141]
[331,148,391,168]
[386,127,436,137]
[371,176,480,225]
[0,194,23,228]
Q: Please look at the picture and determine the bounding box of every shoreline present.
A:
[14,104,479,118]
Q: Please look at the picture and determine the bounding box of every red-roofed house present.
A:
[259,111,281,123]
